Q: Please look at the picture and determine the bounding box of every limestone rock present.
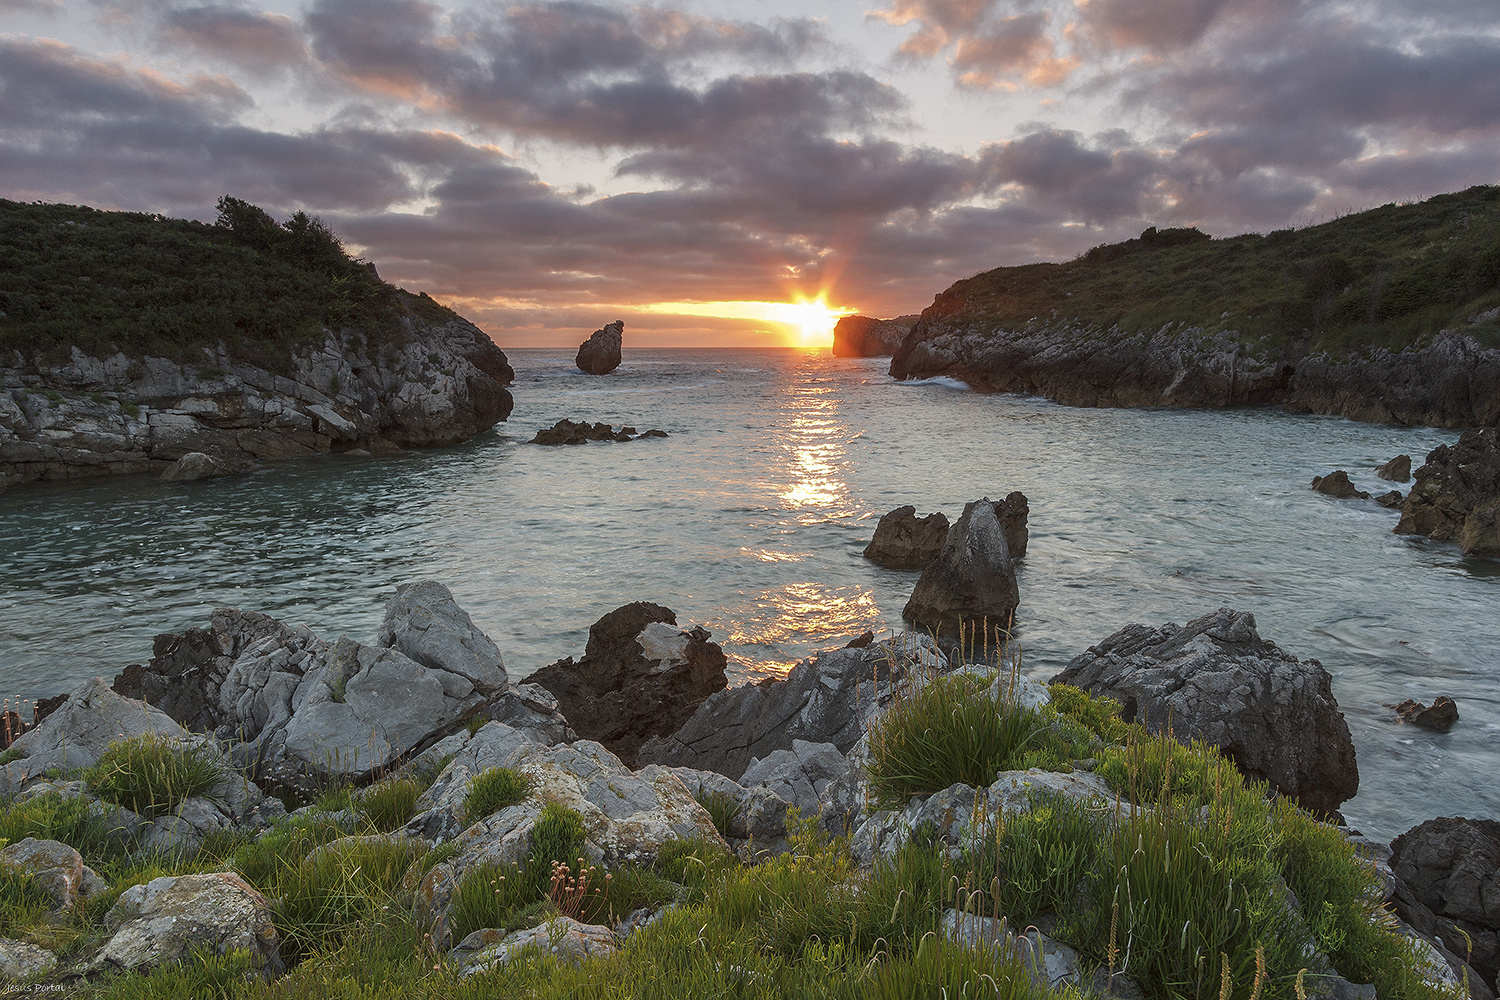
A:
[456,917,616,977]
[0,939,56,981]
[0,838,88,911]
[1397,697,1459,733]
[941,912,1087,991]
[863,506,948,569]
[1378,454,1413,482]
[1311,470,1370,500]
[161,451,239,482]
[97,872,283,979]
[1052,607,1358,814]
[740,740,848,823]
[378,581,508,694]
[991,491,1030,559]
[1396,428,1500,556]
[404,721,541,841]
[2,677,188,778]
[1375,490,1405,508]
[831,315,915,357]
[902,498,1019,641]
[1390,816,1500,992]
[635,631,945,780]
[523,603,726,767]
[664,767,792,856]
[576,320,624,375]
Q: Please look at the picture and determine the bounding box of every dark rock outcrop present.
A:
[1378,455,1413,482]
[863,506,949,569]
[1,318,514,489]
[531,419,665,445]
[902,498,1019,641]
[991,491,1029,559]
[1375,490,1405,508]
[1312,470,1370,500]
[1390,817,1500,992]
[576,320,623,375]
[1051,607,1359,815]
[1396,428,1500,556]
[521,603,727,768]
[831,315,914,358]
[1397,697,1459,733]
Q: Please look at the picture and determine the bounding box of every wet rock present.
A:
[96,872,283,979]
[161,451,241,482]
[831,315,915,357]
[1396,428,1500,556]
[1052,607,1359,815]
[456,917,616,977]
[635,632,944,781]
[531,419,665,445]
[902,498,1019,641]
[378,581,509,695]
[1375,490,1405,508]
[0,939,57,981]
[523,603,727,768]
[576,320,624,375]
[1311,470,1370,500]
[1389,816,1500,991]
[1397,697,1459,733]
[863,506,949,569]
[1378,454,1413,482]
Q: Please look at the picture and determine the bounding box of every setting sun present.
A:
[642,296,852,346]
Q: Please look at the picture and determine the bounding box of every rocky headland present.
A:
[831,315,916,358]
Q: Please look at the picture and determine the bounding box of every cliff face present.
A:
[831,315,914,358]
[889,320,1500,428]
[0,315,514,488]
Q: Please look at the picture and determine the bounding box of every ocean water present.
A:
[1,347,1496,841]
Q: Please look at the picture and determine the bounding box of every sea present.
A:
[2,347,1496,842]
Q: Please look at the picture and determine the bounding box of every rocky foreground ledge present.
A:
[0,315,515,489]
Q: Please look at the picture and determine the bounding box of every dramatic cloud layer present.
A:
[1,0,1496,344]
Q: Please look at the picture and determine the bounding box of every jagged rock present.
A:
[1375,490,1405,508]
[523,604,726,768]
[902,498,1019,641]
[1052,607,1358,814]
[1390,817,1500,992]
[455,917,617,977]
[991,491,1030,559]
[477,683,577,747]
[739,740,848,823]
[0,677,186,778]
[1396,428,1500,556]
[531,419,665,445]
[831,315,915,357]
[1311,470,1370,500]
[0,939,57,981]
[0,838,97,911]
[404,722,542,841]
[863,506,949,569]
[635,631,944,781]
[1397,697,1459,733]
[1378,455,1413,482]
[664,767,792,856]
[161,451,241,482]
[576,320,624,375]
[378,581,509,694]
[96,873,283,979]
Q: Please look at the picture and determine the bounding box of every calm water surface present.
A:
[2,348,1496,841]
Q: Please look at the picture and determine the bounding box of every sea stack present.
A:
[577,320,624,375]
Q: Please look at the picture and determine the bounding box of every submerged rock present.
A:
[161,451,244,482]
[863,506,949,569]
[1311,470,1370,500]
[1396,697,1459,733]
[902,498,1019,641]
[1378,454,1413,482]
[1052,607,1359,815]
[1397,428,1500,556]
[576,320,624,375]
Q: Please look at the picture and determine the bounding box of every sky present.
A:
[2,0,1498,347]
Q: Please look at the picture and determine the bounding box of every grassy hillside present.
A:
[0,197,460,368]
[931,185,1500,356]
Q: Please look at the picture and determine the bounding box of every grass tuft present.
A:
[84,734,226,817]
[356,778,423,833]
[692,788,738,839]
[464,767,531,827]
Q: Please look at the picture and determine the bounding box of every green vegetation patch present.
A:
[355,778,424,833]
[84,733,226,817]
[463,767,531,827]
[691,788,738,839]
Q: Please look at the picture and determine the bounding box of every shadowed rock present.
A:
[863,506,949,569]
[1375,490,1405,508]
[991,491,1029,559]
[1378,454,1413,482]
[1397,696,1459,733]
[902,498,1019,641]
[1311,470,1370,499]
[1396,428,1500,556]
[1390,817,1500,994]
[576,320,623,375]
[831,315,915,357]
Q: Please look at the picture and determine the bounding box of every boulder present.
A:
[378,581,508,694]
[664,767,794,857]
[455,917,616,977]
[902,498,1019,641]
[1,677,187,778]
[1378,455,1413,482]
[576,320,624,375]
[739,740,849,823]
[1051,607,1359,815]
[863,506,949,569]
[1397,697,1459,733]
[941,912,1090,992]
[1396,428,1500,555]
[161,451,240,482]
[635,631,945,781]
[1390,817,1500,991]
[1311,470,1370,500]
[991,491,1030,559]
[96,872,283,979]
[404,721,544,841]
[0,938,56,981]
[1375,490,1405,508]
[0,838,97,912]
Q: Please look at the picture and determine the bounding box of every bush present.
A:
[464,768,531,826]
[84,734,226,817]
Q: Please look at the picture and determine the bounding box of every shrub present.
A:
[653,837,734,898]
[84,734,226,817]
[356,778,423,833]
[692,788,738,839]
[1095,724,1249,808]
[464,768,531,826]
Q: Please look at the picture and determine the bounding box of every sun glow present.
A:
[642,296,853,346]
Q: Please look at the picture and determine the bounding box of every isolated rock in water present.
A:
[576,320,624,375]
[636,632,945,780]
[1311,470,1370,500]
[378,581,508,694]
[863,506,949,569]
[1390,816,1500,990]
[523,603,727,768]
[1052,607,1359,815]
[1396,428,1500,556]
[1378,454,1413,482]
[991,491,1030,559]
[161,451,241,482]
[531,418,665,445]
[1375,490,1405,509]
[831,315,914,357]
[903,498,1019,641]
[97,873,283,979]
[1397,697,1459,733]
[2,677,187,778]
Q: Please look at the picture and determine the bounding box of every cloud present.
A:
[1072,0,1296,52]
[1,0,63,15]
[159,6,310,75]
[868,0,1078,88]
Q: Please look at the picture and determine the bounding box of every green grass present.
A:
[0,790,124,864]
[464,767,532,827]
[691,788,738,839]
[84,734,227,818]
[355,779,423,833]
[0,865,54,937]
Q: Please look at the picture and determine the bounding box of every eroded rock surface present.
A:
[902,498,1019,641]
[863,506,949,569]
[1396,428,1500,556]
[1390,817,1500,993]
[1378,455,1413,482]
[96,873,283,979]
[831,315,914,357]
[1052,607,1358,814]
[576,320,624,375]
[1312,470,1370,500]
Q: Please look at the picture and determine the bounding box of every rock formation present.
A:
[1052,607,1359,815]
[1396,428,1500,556]
[521,603,728,767]
[831,315,915,358]
[576,320,623,375]
[0,317,514,489]
[1397,697,1459,732]
[1311,470,1370,499]
[1390,817,1500,995]
[902,498,1019,641]
[1378,455,1413,482]
[531,419,666,445]
[863,506,949,569]
[990,491,1030,559]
